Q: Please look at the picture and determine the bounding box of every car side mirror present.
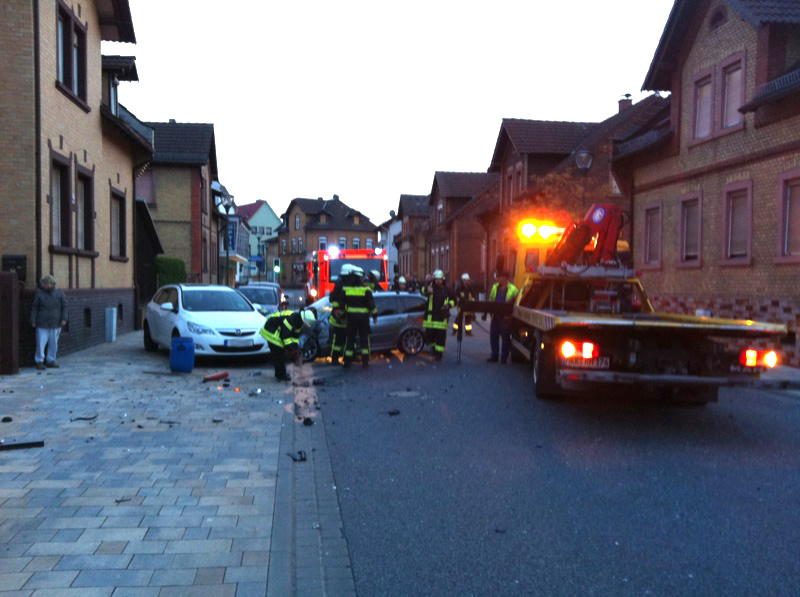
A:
[252,303,262,311]
[160,302,174,312]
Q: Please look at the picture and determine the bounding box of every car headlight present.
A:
[187,321,214,335]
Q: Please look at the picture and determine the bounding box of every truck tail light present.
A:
[560,340,599,359]
[740,349,778,368]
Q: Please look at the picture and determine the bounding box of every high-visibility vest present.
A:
[259,310,302,348]
[343,284,376,316]
[422,285,455,329]
[489,282,519,303]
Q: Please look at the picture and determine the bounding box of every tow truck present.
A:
[464,204,789,405]
[305,246,389,302]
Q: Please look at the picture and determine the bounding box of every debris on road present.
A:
[1,416,12,423]
[0,438,45,451]
[115,497,131,504]
[203,372,230,382]
[212,417,223,423]
[387,409,401,416]
[287,450,307,462]
[388,390,421,398]
[70,414,98,422]
[303,417,314,426]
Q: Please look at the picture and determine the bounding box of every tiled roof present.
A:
[489,119,599,171]
[236,200,266,222]
[101,55,138,81]
[644,0,800,90]
[432,172,499,200]
[284,197,378,232]
[146,121,216,170]
[728,0,800,25]
[96,0,135,43]
[397,194,430,218]
[741,64,800,111]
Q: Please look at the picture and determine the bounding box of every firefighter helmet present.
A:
[398,276,406,284]
[351,265,364,277]
[340,264,354,276]
[370,269,380,279]
[461,273,470,281]
[433,270,445,280]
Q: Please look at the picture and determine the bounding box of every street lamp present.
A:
[217,195,235,287]
[256,234,265,281]
[574,149,593,207]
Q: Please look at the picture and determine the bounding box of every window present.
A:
[780,172,800,259]
[281,239,287,255]
[201,176,207,214]
[437,200,444,224]
[50,159,70,247]
[56,2,87,106]
[722,61,743,129]
[339,236,347,249]
[679,196,701,264]
[319,236,327,250]
[694,73,713,140]
[202,236,208,272]
[353,237,360,249]
[298,238,303,254]
[374,296,398,317]
[76,172,94,251]
[110,190,126,258]
[366,238,373,249]
[295,214,300,230]
[109,76,119,116]
[643,204,661,266]
[291,238,297,254]
[723,181,751,262]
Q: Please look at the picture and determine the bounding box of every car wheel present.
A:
[143,321,158,352]
[532,333,559,400]
[301,335,320,362]
[398,328,425,355]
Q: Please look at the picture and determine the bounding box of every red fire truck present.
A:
[305,247,389,302]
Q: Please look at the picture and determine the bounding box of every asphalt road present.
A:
[315,325,800,596]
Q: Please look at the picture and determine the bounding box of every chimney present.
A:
[618,94,632,113]
[169,118,176,123]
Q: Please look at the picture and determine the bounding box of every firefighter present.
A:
[343,265,377,368]
[484,270,519,363]
[328,264,353,365]
[422,269,455,361]
[391,276,407,292]
[366,269,381,292]
[453,273,476,336]
[260,308,317,381]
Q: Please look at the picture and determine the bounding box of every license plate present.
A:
[560,356,610,369]
[225,339,253,347]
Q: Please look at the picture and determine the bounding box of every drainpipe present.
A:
[34,0,42,285]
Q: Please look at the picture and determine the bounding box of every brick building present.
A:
[0,0,152,363]
[269,196,379,287]
[135,121,222,285]
[613,0,800,363]
[394,194,431,282]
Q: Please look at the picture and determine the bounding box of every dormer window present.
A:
[295,214,300,230]
[109,76,119,116]
[437,200,444,224]
[354,215,360,225]
[709,6,727,30]
[320,214,327,224]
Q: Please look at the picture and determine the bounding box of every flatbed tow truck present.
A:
[463,204,793,405]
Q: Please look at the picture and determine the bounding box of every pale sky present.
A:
[103,0,676,224]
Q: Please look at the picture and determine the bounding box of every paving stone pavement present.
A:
[0,331,355,596]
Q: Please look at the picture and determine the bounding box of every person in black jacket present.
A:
[260,308,316,381]
[328,264,353,365]
[453,273,476,336]
[30,274,68,370]
[422,270,455,361]
[342,266,377,369]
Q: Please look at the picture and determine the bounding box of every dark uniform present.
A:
[328,278,347,365]
[454,280,476,335]
[343,277,377,368]
[422,280,456,360]
[260,310,303,381]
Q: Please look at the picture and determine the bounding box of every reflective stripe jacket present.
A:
[422,284,455,329]
[343,283,376,317]
[329,279,346,328]
[259,310,302,348]
[489,282,519,303]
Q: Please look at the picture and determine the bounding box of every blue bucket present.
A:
[170,337,195,373]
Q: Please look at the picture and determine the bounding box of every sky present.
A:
[103,0,676,225]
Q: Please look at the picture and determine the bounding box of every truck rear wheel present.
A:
[532,333,559,400]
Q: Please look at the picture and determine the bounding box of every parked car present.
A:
[299,291,428,361]
[241,281,285,303]
[237,284,281,316]
[143,284,269,357]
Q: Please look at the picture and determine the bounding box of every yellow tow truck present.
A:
[470,204,788,405]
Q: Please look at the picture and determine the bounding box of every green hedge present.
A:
[155,256,186,287]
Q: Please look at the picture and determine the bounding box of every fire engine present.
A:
[305,246,389,302]
[464,204,790,406]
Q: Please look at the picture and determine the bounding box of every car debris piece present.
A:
[387,409,400,416]
[287,450,307,462]
[0,439,45,452]
[303,417,314,426]
[1,416,12,423]
[212,417,223,423]
[203,372,230,382]
[115,497,131,504]
[70,414,98,422]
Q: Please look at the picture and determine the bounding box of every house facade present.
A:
[236,199,281,283]
[393,194,431,283]
[136,121,222,285]
[269,196,379,287]
[614,0,800,363]
[1,0,149,363]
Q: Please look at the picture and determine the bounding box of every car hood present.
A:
[182,310,266,330]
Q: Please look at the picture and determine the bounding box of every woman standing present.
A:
[30,275,68,370]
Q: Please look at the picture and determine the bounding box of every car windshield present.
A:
[182,290,253,312]
[330,259,386,282]
[238,287,278,305]
[309,296,332,318]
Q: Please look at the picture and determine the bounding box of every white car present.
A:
[143,284,269,357]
